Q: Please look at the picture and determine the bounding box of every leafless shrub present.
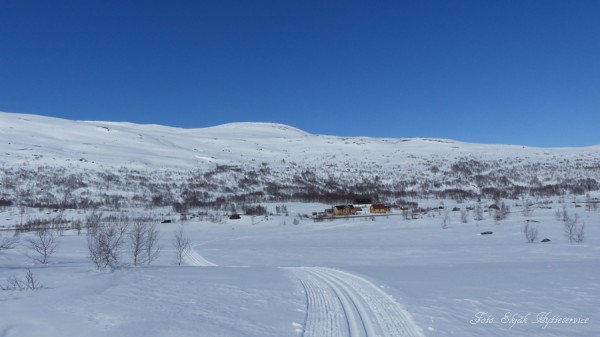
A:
[474,202,484,221]
[441,211,450,229]
[85,211,103,231]
[402,208,412,220]
[523,221,539,243]
[243,205,268,216]
[585,194,599,212]
[494,202,510,222]
[145,223,161,264]
[26,229,59,264]
[1,275,24,291]
[554,208,562,221]
[275,205,288,215]
[87,218,129,269]
[0,234,19,251]
[460,209,469,223]
[1,269,42,291]
[172,226,190,266]
[556,205,570,222]
[574,222,585,243]
[209,214,224,224]
[564,213,578,243]
[24,268,42,289]
[72,218,83,235]
[522,199,534,217]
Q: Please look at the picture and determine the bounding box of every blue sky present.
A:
[1,1,599,147]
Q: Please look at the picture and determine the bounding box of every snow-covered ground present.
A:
[1,112,598,336]
[2,111,600,224]
[2,111,599,172]
[1,200,598,336]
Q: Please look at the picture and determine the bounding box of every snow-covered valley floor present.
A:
[1,201,598,337]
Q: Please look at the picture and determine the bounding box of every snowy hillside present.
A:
[1,111,600,210]
[1,111,599,337]
[2,111,598,169]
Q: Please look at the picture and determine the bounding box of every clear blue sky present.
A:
[1,1,599,147]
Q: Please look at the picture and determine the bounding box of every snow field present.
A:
[1,200,599,336]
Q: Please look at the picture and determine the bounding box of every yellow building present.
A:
[370,204,390,214]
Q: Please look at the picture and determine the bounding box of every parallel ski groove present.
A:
[288,267,425,337]
[184,246,218,266]
[293,270,345,337]
[312,269,375,337]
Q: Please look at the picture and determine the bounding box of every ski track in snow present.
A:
[182,248,425,336]
[288,267,425,337]
[183,245,218,266]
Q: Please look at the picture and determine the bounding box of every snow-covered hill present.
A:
[1,111,599,209]
[2,111,598,169]
[1,111,599,337]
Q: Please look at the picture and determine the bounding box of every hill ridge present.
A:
[1,111,599,209]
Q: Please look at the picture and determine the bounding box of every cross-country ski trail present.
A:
[287,267,425,337]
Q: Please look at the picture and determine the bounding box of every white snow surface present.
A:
[1,112,599,336]
[1,201,599,336]
[3,111,600,203]
[2,111,599,171]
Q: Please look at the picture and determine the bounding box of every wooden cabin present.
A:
[333,205,356,216]
[370,204,391,214]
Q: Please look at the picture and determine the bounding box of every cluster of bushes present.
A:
[1,157,599,213]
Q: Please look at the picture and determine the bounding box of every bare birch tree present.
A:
[129,221,148,266]
[172,226,190,266]
[474,202,484,221]
[129,221,161,266]
[574,221,586,243]
[564,213,579,243]
[441,211,450,229]
[26,228,59,264]
[523,221,538,243]
[87,217,129,269]
[460,209,469,223]
[145,223,160,265]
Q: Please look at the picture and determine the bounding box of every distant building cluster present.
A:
[312,198,391,219]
